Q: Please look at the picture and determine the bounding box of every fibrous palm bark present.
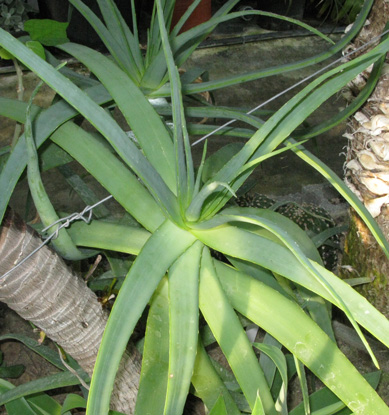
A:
[342,0,389,317]
[0,208,141,414]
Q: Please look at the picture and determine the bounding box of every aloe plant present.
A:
[36,0,374,98]
[0,0,389,414]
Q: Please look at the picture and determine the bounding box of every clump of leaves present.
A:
[0,0,35,33]
[310,0,364,24]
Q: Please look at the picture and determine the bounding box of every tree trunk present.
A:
[0,208,141,414]
[342,0,389,317]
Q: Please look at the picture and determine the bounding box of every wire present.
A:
[191,28,389,147]
[0,195,113,280]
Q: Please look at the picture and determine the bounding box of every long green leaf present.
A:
[68,0,141,82]
[0,370,89,406]
[152,0,374,96]
[156,0,194,208]
[289,372,381,415]
[296,53,386,140]
[141,0,239,90]
[50,122,164,232]
[288,138,389,258]
[208,395,228,415]
[58,42,177,194]
[29,393,65,415]
[192,225,389,349]
[0,29,180,223]
[191,339,241,415]
[0,380,38,415]
[199,247,276,414]
[0,85,112,224]
[24,75,86,260]
[214,261,389,415]
[67,220,151,255]
[145,9,334,92]
[86,220,197,415]
[293,356,310,415]
[0,85,110,224]
[0,334,67,371]
[199,36,389,219]
[201,208,372,363]
[60,394,87,414]
[199,210,334,341]
[165,241,202,415]
[56,164,110,218]
[0,94,164,231]
[96,0,144,73]
[253,343,288,415]
[135,278,170,415]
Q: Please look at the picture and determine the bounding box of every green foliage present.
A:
[0,0,33,33]
[0,0,388,414]
[0,352,24,379]
[24,19,69,46]
[311,0,364,24]
[0,18,68,61]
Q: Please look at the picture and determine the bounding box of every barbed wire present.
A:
[0,195,113,280]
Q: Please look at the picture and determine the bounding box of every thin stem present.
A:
[11,58,24,147]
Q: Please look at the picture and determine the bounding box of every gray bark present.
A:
[342,0,389,317]
[0,208,140,414]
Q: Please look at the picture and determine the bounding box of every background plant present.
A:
[310,0,364,24]
[0,0,388,414]
[0,0,35,33]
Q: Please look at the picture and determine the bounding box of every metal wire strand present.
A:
[191,28,389,147]
[0,195,113,280]
[2,28,388,278]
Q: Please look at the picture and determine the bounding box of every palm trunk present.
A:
[0,208,140,414]
[342,0,389,317]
